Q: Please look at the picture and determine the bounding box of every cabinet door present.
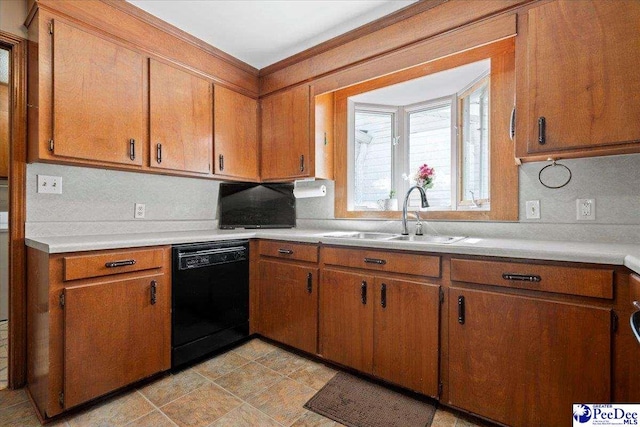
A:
[257,260,318,353]
[313,91,334,180]
[518,0,640,155]
[214,85,259,180]
[449,287,611,426]
[64,274,170,409]
[150,59,212,174]
[373,278,440,397]
[261,85,310,180]
[320,268,374,373]
[52,20,144,166]
[0,83,8,177]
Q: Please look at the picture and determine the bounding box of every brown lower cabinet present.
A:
[320,268,440,397]
[448,287,611,426]
[256,259,318,354]
[27,246,171,419]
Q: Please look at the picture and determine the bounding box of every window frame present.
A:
[331,39,518,221]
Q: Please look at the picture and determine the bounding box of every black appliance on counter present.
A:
[218,182,295,229]
[171,240,249,368]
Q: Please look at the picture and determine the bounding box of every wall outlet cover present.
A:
[576,199,596,221]
[525,200,541,219]
[37,175,63,194]
[134,203,146,219]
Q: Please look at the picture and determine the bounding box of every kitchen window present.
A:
[332,39,518,221]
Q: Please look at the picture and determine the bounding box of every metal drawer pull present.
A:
[307,272,312,294]
[502,273,542,282]
[458,296,465,325]
[364,258,386,265]
[361,281,367,305]
[381,283,387,308]
[129,139,136,160]
[278,249,294,255]
[150,280,157,305]
[105,259,136,268]
[538,116,546,145]
[156,143,162,163]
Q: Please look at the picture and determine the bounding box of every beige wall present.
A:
[0,0,28,38]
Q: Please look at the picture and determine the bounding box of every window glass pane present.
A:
[354,110,393,209]
[407,103,452,209]
[460,78,490,202]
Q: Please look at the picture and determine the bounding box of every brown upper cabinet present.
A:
[50,19,146,166]
[149,59,212,175]
[260,85,311,181]
[260,84,334,181]
[0,83,8,178]
[515,0,640,160]
[214,85,259,181]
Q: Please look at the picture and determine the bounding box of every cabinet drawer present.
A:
[259,240,318,263]
[63,248,165,281]
[450,258,613,299]
[322,247,440,278]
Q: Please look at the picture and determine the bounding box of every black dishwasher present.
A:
[172,240,249,368]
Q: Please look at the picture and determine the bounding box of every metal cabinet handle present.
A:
[364,258,386,265]
[509,107,516,141]
[381,283,387,308]
[361,280,367,305]
[150,280,157,305]
[156,143,162,163]
[458,296,465,324]
[502,273,542,283]
[538,117,546,145]
[105,259,136,268]
[300,155,305,172]
[307,272,312,294]
[129,139,135,160]
[219,154,224,171]
[278,249,294,255]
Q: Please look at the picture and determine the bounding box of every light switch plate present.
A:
[37,175,62,194]
[576,199,595,221]
[134,203,146,219]
[525,200,541,219]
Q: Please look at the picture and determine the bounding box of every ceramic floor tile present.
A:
[287,360,336,391]
[431,409,460,427]
[0,400,43,427]
[256,348,313,377]
[139,369,209,407]
[192,351,250,381]
[245,377,316,426]
[124,410,177,427]
[208,403,282,427]
[290,410,346,427]
[213,361,283,400]
[161,382,242,427]
[0,387,29,409]
[232,339,278,360]
[67,391,154,427]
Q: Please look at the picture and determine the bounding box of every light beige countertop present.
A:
[25,228,640,275]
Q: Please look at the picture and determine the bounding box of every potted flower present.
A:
[413,164,435,190]
[378,189,399,211]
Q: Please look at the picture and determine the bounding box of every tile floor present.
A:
[0,338,489,427]
[0,320,7,390]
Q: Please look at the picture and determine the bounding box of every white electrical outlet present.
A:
[576,199,595,221]
[134,203,146,219]
[525,200,541,219]
[37,175,63,194]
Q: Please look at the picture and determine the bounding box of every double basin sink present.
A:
[322,231,466,244]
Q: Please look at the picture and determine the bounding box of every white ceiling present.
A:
[126,0,417,69]
[351,59,491,106]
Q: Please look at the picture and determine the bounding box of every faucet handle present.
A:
[411,211,422,222]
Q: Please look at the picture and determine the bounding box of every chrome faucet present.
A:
[402,185,429,235]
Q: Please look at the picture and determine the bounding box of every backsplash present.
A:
[26,153,640,243]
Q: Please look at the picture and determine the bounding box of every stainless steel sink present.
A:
[322,231,402,240]
[390,235,466,244]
